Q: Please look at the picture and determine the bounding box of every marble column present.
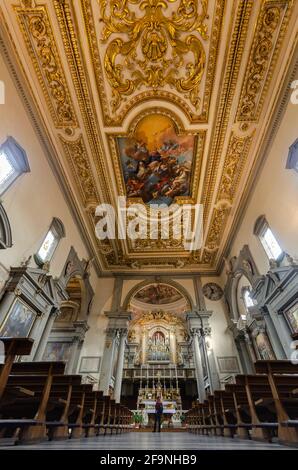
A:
[24,310,48,361]
[169,327,176,363]
[203,326,220,392]
[238,334,255,374]
[98,327,118,395]
[33,309,59,360]
[187,309,219,397]
[190,328,206,401]
[141,328,147,364]
[98,310,132,396]
[263,310,287,359]
[66,321,89,374]
[114,328,128,403]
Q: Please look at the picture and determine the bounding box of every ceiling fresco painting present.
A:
[118,114,195,206]
[1,0,296,273]
[134,283,183,305]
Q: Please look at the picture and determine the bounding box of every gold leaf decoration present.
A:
[217,133,253,203]
[98,0,209,111]
[59,135,98,205]
[237,0,293,122]
[15,4,77,129]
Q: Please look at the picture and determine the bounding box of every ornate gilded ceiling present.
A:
[1,0,297,274]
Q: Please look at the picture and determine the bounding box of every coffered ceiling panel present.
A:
[1,0,297,274]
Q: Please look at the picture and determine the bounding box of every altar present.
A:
[139,399,177,414]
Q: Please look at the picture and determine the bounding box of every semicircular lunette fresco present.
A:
[117,114,195,206]
[133,283,184,305]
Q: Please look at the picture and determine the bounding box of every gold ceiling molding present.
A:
[81,0,225,125]
[15,3,77,130]
[201,249,218,265]
[59,135,99,206]
[2,0,295,273]
[100,0,208,111]
[133,237,185,252]
[53,0,114,206]
[216,132,254,203]
[237,0,294,122]
[204,204,231,252]
[201,0,254,228]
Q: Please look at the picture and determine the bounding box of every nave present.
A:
[0,0,298,455]
[0,432,289,451]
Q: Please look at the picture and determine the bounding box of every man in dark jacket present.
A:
[153,396,163,432]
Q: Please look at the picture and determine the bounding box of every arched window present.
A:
[286,138,298,173]
[0,137,30,196]
[0,203,12,249]
[253,215,283,261]
[34,218,65,266]
[243,288,255,310]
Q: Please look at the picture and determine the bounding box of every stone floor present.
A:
[3,432,293,450]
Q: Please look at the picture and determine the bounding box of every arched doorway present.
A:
[119,281,197,420]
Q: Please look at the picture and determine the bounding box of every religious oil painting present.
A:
[0,299,36,338]
[255,333,275,360]
[134,283,183,305]
[43,342,72,363]
[117,114,195,206]
[284,301,298,334]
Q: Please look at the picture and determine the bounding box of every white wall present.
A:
[201,276,241,378]
[0,53,96,285]
[78,277,114,379]
[229,98,298,274]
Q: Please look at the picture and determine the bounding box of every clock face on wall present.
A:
[203,283,223,301]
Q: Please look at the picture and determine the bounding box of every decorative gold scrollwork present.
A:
[15,5,77,128]
[98,0,208,110]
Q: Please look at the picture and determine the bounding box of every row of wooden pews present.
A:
[185,360,298,447]
[0,337,132,445]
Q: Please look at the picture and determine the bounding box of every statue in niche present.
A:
[128,329,136,342]
[134,346,141,365]
[176,349,184,366]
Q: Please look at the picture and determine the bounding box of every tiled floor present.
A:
[3,432,293,450]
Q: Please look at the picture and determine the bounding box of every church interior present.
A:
[0,0,298,451]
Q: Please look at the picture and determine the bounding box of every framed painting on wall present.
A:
[217,356,240,373]
[255,332,275,360]
[284,301,298,336]
[0,298,36,337]
[43,342,72,362]
[79,356,101,374]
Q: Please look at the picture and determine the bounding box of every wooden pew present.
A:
[67,384,93,439]
[0,343,132,444]
[0,337,33,400]
[225,384,252,439]
[0,361,65,443]
[255,360,298,446]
